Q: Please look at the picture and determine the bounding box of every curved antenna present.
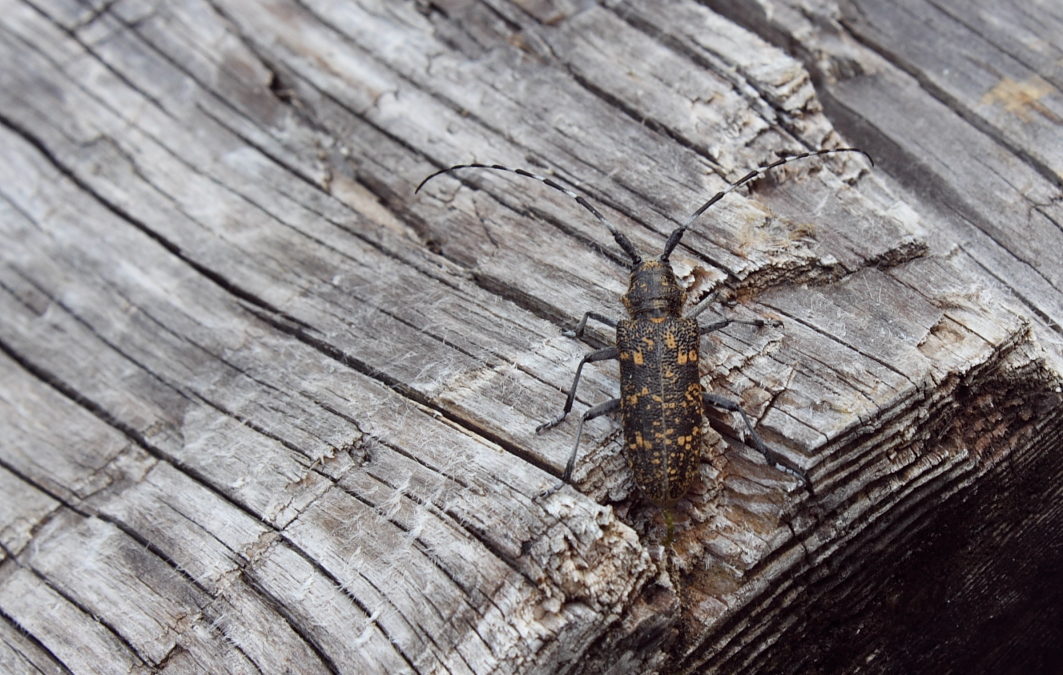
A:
[416,163,642,265]
[660,148,873,261]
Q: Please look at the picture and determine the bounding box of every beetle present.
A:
[417,148,871,503]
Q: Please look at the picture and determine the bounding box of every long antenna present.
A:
[417,163,643,265]
[660,148,872,260]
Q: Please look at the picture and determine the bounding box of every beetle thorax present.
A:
[622,260,685,318]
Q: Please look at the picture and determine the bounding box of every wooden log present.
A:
[0,0,1059,672]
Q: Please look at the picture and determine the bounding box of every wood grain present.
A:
[1,0,1060,672]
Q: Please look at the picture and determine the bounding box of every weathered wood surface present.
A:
[0,0,1060,672]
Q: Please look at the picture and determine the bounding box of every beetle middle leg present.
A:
[536,346,619,432]
[702,392,811,491]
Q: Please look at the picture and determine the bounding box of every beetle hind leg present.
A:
[539,398,620,498]
[702,392,812,492]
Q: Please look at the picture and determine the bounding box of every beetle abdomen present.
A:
[617,317,703,503]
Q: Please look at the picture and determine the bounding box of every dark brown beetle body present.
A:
[416,149,871,503]
[617,262,703,503]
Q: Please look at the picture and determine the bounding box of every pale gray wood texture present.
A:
[1,0,1060,673]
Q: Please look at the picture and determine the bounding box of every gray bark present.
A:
[1,0,1060,672]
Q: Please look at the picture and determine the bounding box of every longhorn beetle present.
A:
[417,148,871,504]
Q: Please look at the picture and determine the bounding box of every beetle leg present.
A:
[536,346,619,433]
[540,398,621,498]
[702,392,812,491]
[697,318,781,334]
[564,311,618,339]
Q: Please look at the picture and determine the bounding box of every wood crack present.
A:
[833,14,1062,191]
[7,545,152,668]
[0,112,315,334]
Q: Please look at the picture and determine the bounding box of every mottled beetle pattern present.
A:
[417,149,871,503]
[617,277,703,502]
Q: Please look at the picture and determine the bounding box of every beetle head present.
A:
[622,260,684,318]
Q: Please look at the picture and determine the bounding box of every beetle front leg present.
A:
[564,311,618,339]
[540,398,620,498]
[536,346,619,433]
[698,318,782,335]
[702,392,812,491]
